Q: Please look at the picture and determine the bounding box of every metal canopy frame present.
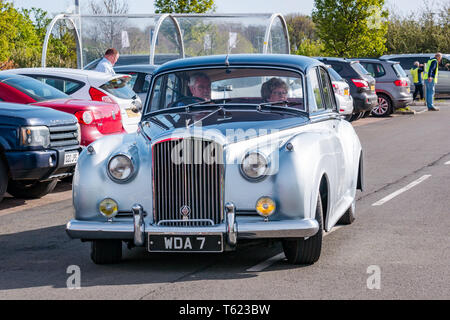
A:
[42,13,290,69]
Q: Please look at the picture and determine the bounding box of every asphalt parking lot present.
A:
[0,102,449,300]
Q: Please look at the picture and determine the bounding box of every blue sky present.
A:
[10,0,441,16]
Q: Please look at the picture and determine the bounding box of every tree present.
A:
[285,14,317,52]
[154,0,215,13]
[312,0,389,57]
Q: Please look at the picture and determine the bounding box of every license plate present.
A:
[126,109,140,118]
[64,151,79,165]
[407,88,410,93]
[371,85,375,92]
[148,234,223,252]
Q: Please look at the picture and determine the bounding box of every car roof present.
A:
[313,57,354,63]
[114,64,158,73]
[154,54,322,74]
[351,58,398,64]
[380,53,449,58]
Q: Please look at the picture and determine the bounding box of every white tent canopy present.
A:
[41,13,290,68]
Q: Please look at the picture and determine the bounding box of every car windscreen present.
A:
[147,68,305,113]
[4,76,69,102]
[392,63,408,77]
[327,67,344,81]
[100,76,136,99]
[351,62,371,76]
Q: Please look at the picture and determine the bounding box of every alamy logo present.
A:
[366,265,381,290]
[66,265,81,290]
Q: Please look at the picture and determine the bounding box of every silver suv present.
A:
[380,53,450,97]
[355,58,413,117]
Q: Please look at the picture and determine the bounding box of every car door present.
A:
[438,56,450,93]
[310,67,346,229]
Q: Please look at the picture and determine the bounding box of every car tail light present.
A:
[351,79,369,88]
[394,79,408,87]
[89,87,115,103]
[332,82,345,96]
[75,111,95,125]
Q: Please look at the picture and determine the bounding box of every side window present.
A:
[362,63,385,78]
[150,76,163,111]
[30,75,83,95]
[439,57,450,71]
[308,68,324,112]
[319,67,335,110]
[142,74,152,92]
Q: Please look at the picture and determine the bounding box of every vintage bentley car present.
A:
[67,54,364,265]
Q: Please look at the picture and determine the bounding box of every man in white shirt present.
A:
[95,48,119,75]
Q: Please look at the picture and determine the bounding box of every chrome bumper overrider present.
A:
[66,203,319,246]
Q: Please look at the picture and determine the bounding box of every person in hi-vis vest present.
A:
[410,61,424,101]
[423,53,442,111]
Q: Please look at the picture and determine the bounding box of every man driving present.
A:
[188,73,211,100]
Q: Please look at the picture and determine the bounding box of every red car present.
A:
[0,73,126,146]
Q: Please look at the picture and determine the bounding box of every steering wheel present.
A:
[169,96,204,108]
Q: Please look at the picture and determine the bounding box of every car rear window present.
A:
[327,67,344,81]
[351,62,371,76]
[100,76,136,99]
[392,63,407,77]
[5,76,69,102]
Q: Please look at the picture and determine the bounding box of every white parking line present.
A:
[445,161,450,165]
[246,225,344,272]
[372,175,431,206]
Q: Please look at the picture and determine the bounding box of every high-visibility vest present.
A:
[410,67,423,84]
[424,58,439,83]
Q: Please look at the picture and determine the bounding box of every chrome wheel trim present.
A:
[373,97,389,115]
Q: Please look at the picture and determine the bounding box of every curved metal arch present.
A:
[263,13,290,55]
[150,14,185,65]
[41,14,83,68]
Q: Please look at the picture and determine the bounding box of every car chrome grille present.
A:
[153,138,224,227]
[49,124,79,148]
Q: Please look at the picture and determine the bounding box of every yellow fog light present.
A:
[99,198,118,218]
[256,197,276,218]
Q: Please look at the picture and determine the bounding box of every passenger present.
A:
[188,73,211,100]
[261,77,289,102]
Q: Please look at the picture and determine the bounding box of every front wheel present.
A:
[282,195,323,265]
[7,179,58,199]
[0,160,8,203]
[90,240,122,264]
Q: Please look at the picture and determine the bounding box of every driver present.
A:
[188,72,211,100]
[261,77,289,102]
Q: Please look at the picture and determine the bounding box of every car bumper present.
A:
[6,147,81,181]
[66,204,320,249]
[352,93,378,112]
[393,95,413,109]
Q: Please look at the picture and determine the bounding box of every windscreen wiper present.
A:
[257,100,307,115]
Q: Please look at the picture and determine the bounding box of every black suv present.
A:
[315,57,378,120]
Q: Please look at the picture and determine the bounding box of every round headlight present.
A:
[256,197,276,218]
[241,152,269,181]
[99,198,118,218]
[108,154,134,182]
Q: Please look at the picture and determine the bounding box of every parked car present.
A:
[379,53,450,96]
[325,65,353,120]
[315,57,377,120]
[66,54,364,265]
[0,73,125,146]
[355,58,413,117]
[114,65,158,102]
[3,68,142,133]
[0,102,81,202]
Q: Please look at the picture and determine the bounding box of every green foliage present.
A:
[385,4,450,54]
[154,0,215,13]
[0,2,76,70]
[285,14,318,52]
[294,39,325,57]
[312,0,388,57]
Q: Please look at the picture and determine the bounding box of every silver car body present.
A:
[66,54,363,263]
[380,53,450,96]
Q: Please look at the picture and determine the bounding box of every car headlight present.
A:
[107,154,135,182]
[240,152,269,181]
[99,198,118,218]
[20,126,50,148]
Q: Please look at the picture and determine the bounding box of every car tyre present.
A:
[338,199,356,225]
[7,179,58,199]
[282,194,323,265]
[372,94,392,117]
[0,160,8,203]
[91,240,122,264]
